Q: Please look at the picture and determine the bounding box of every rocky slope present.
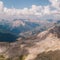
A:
[22,25,60,60]
[0,23,60,60]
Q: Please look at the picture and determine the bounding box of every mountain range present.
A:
[0,21,60,60]
[0,18,58,35]
[0,18,56,42]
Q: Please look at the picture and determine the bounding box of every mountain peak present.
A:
[37,24,60,40]
[49,25,60,38]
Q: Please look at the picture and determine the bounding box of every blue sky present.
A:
[0,0,50,8]
[0,0,59,21]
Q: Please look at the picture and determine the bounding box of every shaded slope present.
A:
[0,30,18,42]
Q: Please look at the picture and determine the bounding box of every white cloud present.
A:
[0,0,60,23]
[0,1,4,12]
[49,0,60,10]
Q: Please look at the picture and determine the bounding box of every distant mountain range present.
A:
[0,18,58,35]
[0,19,41,34]
[0,19,59,42]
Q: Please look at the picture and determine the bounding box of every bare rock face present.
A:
[25,25,60,60]
[0,42,9,54]
[34,50,60,60]
[49,26,60,38]
[37,25,60,39]
[0,24,60,60]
